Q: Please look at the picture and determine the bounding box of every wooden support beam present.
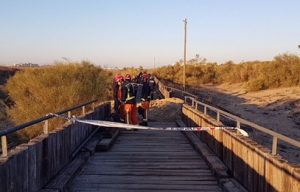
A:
[1,136,8,158]
[272,136,278,155]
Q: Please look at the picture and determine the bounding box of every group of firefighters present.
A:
[113,72,156,126]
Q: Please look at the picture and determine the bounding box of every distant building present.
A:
[14,63,39,68]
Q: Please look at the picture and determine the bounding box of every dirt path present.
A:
[148,98,183,122]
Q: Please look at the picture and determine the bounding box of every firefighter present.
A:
[113,74,124,121]
[113,74,120,113]
[136,72,143,84]
[121,74,139,125]
[148,74,156,99]
[140,72,151,125]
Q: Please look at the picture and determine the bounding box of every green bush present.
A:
[6,62,112,139]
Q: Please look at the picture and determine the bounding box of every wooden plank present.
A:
[222,131,233,173]
[39,189,59,192]
[71,175,218,182]
[83,133,102,155]
[219,178,248,192]
[87,162,207,166]
[30,135,48,190]
[111,147,194,151]
[86,164,209,169]
[45,157,85,191]
[70,183,222,191]
[0,157,8,192]
[247,141,254,192]
[177,119,248,192]
[232,137,244,184]
[96,151,198,155]
[72,176,218,185]
[90,157,204,161]
[16,144,29,192]
[68,127,222,191]
[70,189,220,192]
[80,170,214,176]
[107,148,196,152]
[182,131,229,179]
[82,166,213,172]
[112,143,192,147]
[96,130,119,151]
[89,155,201,159]
[241,138,248,188]
[0,143,29,192]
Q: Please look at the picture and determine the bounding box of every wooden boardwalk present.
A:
[68,122,222,192]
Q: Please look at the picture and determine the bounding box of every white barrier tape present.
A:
[49,113,249,136]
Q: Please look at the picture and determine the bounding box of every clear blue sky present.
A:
[0,0,299,68]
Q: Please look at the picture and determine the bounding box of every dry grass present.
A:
[6,61,112,139]
[153,54,300,91]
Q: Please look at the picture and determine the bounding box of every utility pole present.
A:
[183,18,187,91]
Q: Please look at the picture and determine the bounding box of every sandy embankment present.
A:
[193,84,300,162]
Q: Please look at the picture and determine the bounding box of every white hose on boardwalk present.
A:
[49,113,249,136]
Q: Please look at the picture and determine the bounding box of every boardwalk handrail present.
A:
[156,78,300,155]
[0,99,97,157]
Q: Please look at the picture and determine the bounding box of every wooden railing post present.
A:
[1,135,8,158]
[68,111,72,123]
[217,111,220,122]
[126,112,130,124]
[236,121,241,129]
[43,120,49,134]
[272,136,278,155]
[204,105,207,115]
[92,102,95,112]
[82,106,86,116]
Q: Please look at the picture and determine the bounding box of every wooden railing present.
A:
[155,76,300,192]
[154,77,300,155]
[0,101,111,192]
[182,103,300,192]
[0,100,97,157]
[184,96,300,155]
[154,77,170,98]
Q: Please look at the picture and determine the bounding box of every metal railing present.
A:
[155,79,300,155]
[184,95,300,155]
[0,100,97,158]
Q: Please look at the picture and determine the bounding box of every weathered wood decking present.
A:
[68,122,222,192]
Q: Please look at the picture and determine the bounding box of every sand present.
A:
[190,83,300,162]
[148,98,183,122]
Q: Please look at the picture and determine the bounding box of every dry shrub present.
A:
[153,54,300,91]
[246,79,266,92]
[6,61,112,139]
